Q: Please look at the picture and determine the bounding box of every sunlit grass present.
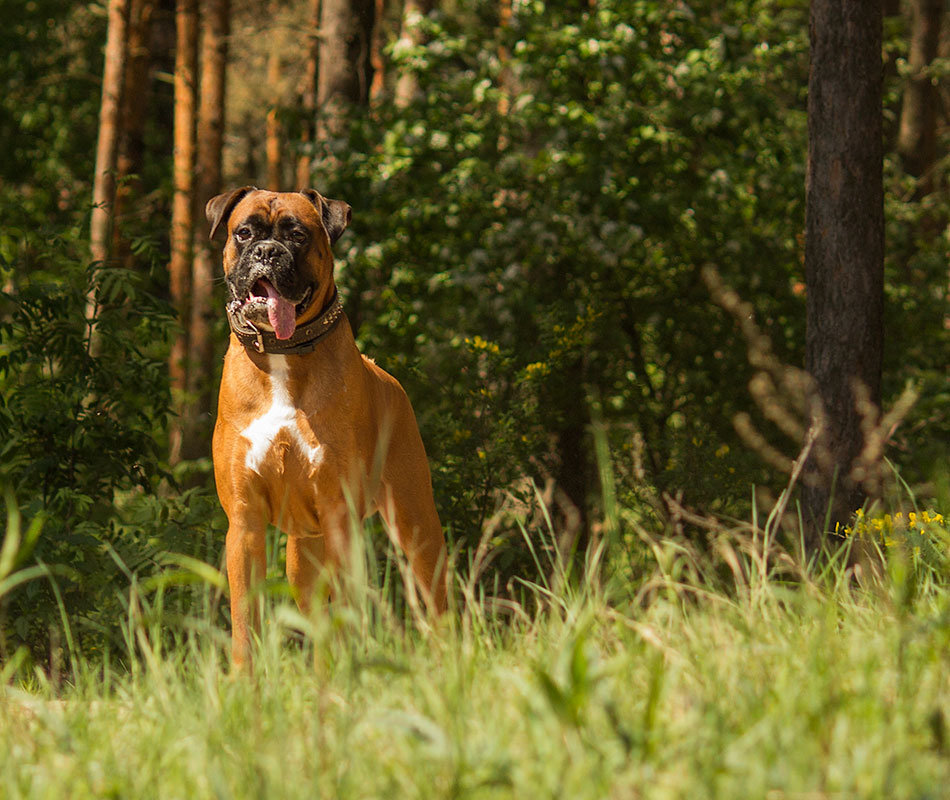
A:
[2,500,950,799]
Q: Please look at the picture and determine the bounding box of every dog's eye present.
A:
[235,227,252,242]
[289,229,308,244]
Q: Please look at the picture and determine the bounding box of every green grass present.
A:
[2,521,950,800]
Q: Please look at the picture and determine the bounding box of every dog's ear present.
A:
[206,186,256,240]
[322,198,352,245]
[300,189,352,245]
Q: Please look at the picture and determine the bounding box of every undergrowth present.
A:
[2,491,950,799]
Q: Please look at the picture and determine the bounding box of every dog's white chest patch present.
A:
[241,355,324,474]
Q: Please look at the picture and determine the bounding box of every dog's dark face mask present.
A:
[225,212,315,339]
[206,188,351,340]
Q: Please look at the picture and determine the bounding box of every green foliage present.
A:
[0,0,948,664]
[0,489,46,604]
[314,0,812,544]
[0,216,223,661]
[881,158,950,488]
[0,2,104,231]
[2,524,950,797]
[0,1,190,663]
[301,0,950,561]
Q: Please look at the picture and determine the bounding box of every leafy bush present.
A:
[302,0,949,565]
[0,220,224,662]
[313,0,811,549]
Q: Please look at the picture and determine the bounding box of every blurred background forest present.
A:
[0,0,948,665]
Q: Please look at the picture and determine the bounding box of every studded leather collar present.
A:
[226,289,345,355]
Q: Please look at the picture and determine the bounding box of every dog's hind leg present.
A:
[382,490,448,616]
[377,418,449,617]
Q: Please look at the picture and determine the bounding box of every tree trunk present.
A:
[296,0,320,189]
[897,0,943,184]
[182,0,230,463]
[112,0,154,268]
[168,0,199,465]
[318,0,375,140]
[803,1,884,545]
[393,0,431,107]
[495,0,513,149]
[88,0,131,335]
[497,0,511,111]
[368,0,386,102]
[265,2,283,191]
[553,358,592,557]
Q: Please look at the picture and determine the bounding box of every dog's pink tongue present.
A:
[261,281,296,340]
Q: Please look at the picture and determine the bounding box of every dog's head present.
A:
[206,187,351,340]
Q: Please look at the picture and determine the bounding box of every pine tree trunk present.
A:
[296,0,320,189]
[393,0,431,107]
[368,0,386,102]
[168,0,199,465]
[494,0,513,150]
[182,0,230,463]
[803,0,884,545]
[496,0,511,114]
[318,0,375,140]
[265,3,283,191]
[88,0,131,336]
[897,0,943,184]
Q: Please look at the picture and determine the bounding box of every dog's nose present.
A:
[251,240,286,267]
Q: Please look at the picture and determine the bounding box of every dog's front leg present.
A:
[226,522,267,670]
[286,534,327,616]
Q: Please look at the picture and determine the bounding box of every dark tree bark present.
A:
[317,0,375,140]
[112,0,154,267]
[803,1,885,544]
[897,0,944,184]
[168,0,199,464]
[182,0,230,462]
[553,357,592,555]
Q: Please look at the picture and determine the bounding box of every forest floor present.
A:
[1,527,949,799]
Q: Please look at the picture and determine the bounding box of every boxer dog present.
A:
[206,187,448,668]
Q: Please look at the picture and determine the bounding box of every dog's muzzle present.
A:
[248,240,293,272]
[229,240,311,340]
